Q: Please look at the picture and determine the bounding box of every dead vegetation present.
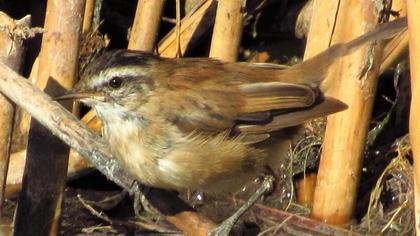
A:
[0,0,416,235]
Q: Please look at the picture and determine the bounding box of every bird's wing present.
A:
[157,69,346,143]
[236,97,347,134]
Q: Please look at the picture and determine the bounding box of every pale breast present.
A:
[103,120,164,187]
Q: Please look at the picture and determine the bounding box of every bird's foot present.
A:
[129,181,160,218]
[209,175,275,236]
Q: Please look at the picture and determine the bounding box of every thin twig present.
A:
[77,194,175,233]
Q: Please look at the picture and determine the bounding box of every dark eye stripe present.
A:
[93,75,154,91]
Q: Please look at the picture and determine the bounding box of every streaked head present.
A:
[58,50,159,109]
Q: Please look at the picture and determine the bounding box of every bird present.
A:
[58,17,407,194]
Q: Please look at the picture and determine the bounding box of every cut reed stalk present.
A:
[128,0,165,52]
[209,0,246,62]
[13,0,85,235]
[406,0,420,234]
[82,0,95,33]
[306,1,387,225]
[0,12,29,216]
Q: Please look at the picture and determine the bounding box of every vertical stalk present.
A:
[209,0,245,62]
[0,12,29,216]
[128,0,165,52]
[406,0,420,234]
[308,1,385,225]
[298,0,341,210]
[82,0,95,33]
[13,0,85,235]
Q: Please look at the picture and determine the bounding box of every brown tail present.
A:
[274,17,408,88]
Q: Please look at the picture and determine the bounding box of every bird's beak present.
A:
[55,91,105,101]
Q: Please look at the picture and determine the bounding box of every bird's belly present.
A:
[155,141,266,192]
[105,123,267,192]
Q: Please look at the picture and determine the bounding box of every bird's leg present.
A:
[209,175,275,236]
[129,181,160,217]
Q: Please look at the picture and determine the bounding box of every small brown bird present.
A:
[59,17,407,193]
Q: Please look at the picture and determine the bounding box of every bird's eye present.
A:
[109,77,123,88]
